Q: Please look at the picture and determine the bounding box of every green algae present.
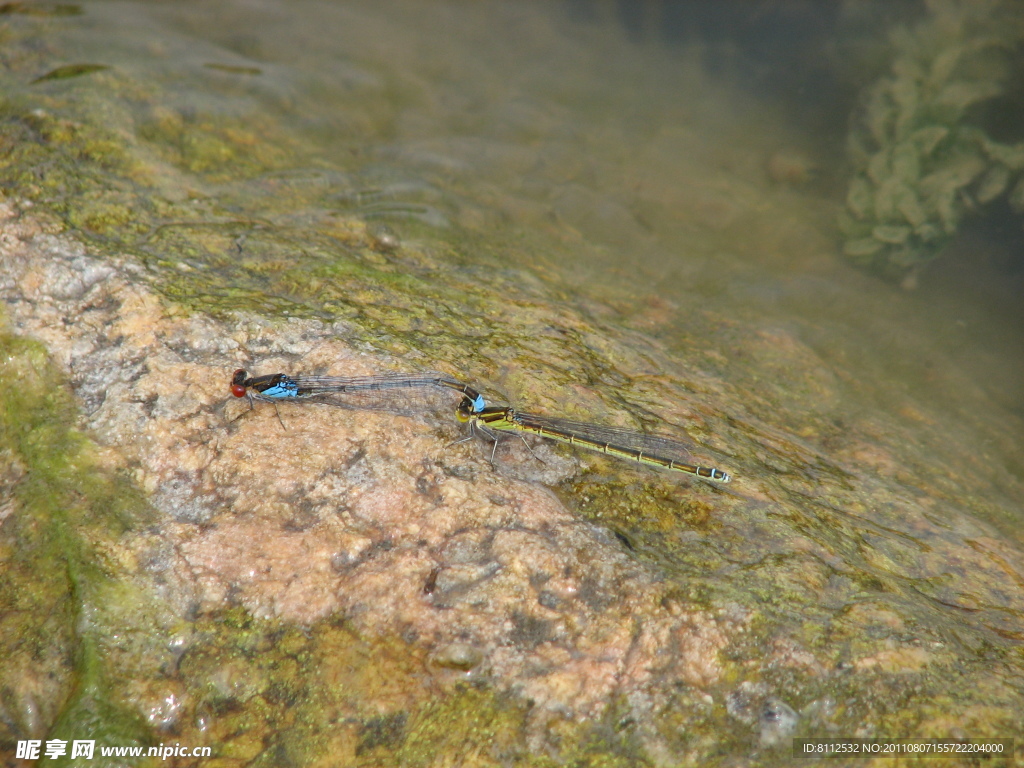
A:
[136,109,296,180]
[0,330,154,762]
[398,686,648,768]
[32,64,110,84]
[0,4,82,17]
[0,100,150,240]
[154,609,661,767]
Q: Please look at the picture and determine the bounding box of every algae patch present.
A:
[0,331,152,760]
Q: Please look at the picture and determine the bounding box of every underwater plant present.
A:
[840,0,1024,283]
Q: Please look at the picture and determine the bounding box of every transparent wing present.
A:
[285,372,467,394]
[253,372,483,413]
[510,410,699,462]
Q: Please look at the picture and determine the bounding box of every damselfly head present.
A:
[455,399,476,422]
[230,369,249,398]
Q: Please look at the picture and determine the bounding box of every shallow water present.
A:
[1,1,1023,765]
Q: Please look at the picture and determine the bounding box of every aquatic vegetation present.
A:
[0,333,153,757]
[840,0,1024,281]
[31,63,110,83]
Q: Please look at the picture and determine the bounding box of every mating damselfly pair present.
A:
[230,368,732,483]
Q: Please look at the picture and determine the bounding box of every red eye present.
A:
[230,369,248,398]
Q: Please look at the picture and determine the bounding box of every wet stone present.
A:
[431,642,484,671]
[536,590,561,610]
[759,697,799,748]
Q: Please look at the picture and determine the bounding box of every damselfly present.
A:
[456,401,731,482]
[231,369,487,414]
